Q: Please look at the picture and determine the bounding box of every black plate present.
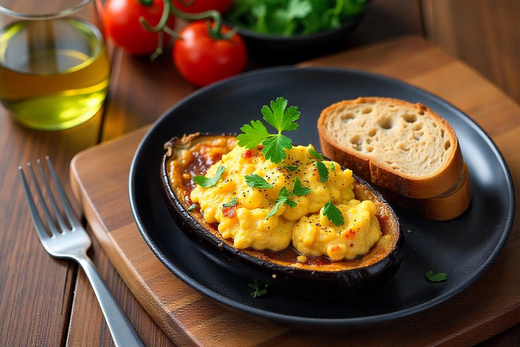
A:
[129,67,514,330]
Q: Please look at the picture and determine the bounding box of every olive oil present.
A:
[0,18,110,130]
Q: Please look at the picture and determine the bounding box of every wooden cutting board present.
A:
[70,38,520,346]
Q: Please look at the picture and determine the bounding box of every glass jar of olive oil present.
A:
[0,0,110,130]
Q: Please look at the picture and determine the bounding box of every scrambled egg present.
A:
[190,145,382,260]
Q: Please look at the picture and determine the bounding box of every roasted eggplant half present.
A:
[161,133,403,296]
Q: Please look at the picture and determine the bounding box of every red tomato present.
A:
[173,0,232,14]
[103,0,175,55]
[173,21,247,87]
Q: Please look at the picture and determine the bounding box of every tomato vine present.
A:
[138,0,238,60]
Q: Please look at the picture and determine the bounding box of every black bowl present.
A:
[224,1,371,64]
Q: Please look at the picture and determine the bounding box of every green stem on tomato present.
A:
[139,0,172,33]
[169,5,237,40]
[175,0,194,6]
[138,0,237,59]
[150,30,163,61]
[138,0,180,60]
[139,0,237,40]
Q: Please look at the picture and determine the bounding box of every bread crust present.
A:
[377,163,472,221]
[318,97,464,199]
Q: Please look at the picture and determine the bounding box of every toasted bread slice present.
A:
[318,97,464,199]
[378,163,472,221]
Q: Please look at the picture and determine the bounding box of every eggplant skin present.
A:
[161,133,403,295]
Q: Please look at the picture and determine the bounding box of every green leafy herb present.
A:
[309,147,324,160]
[323,200,344,226]
[330,162,336,171]
[227,0,368,36]
[245,174,274,189]
[285,165,299,171]
[406,229,413,234]
[187,204,197,211]
[193,165,225,188]
[262,135,293,164]
[266,187,291,219]
[236,120,269,149]
[316,161,329,182]
[237,97,300,164]
[249,280,268,298]
[266,178,310,219]
[292,177,311,196]
[223,197,237,208]
[426,270,448,282]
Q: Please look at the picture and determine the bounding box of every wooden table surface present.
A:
[1,35,519,346]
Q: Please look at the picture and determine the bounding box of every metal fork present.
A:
[19,157,144,347]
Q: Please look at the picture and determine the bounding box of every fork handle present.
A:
[76,254,145,347]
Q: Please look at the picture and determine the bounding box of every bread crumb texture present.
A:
[322,98,455,177]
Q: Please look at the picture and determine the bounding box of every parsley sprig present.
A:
[227,0,367,36]
[193,165,225,188]
[323,200,344,226]
[245,174,274,189]
[266,177,311,219]
[316,161,329,183]
[309,147,328,182]
[249,280,268,298]
[309,147,324,160]
[237,97,300,164]
[222,197,237,208]
[425,270,448,282]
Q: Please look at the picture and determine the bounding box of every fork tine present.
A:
[44,156,82,229]
[19,165,54,240]
[27,163,60,237]
[36,159,71,232]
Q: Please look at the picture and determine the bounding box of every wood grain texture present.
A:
[344,0,424,48]
[422,0,520,104]
[65,225,176,347]
[100,50,195,142]
[69,36,520,346]
[100,0,425,141]
[0,107,103,346]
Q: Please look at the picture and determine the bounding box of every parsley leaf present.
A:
[406,229,413,234]
[237,97,300,164]
[285,165,299,171]
[316,161,329,183]
[237,120,270,149]
[284,199,298,208]
[227,0,367,36]
[292,177,311,196]
[286,0,312,20]
[262,98,300,132]
[425,270,448,282]
[278,186,290,198]
[330,162,336,171]
[323,200,344,226]
[309,147,324,160]
[222,197,237,208]
[249,280,268,298]
[262,134,293,164]
[266,199,286,219]
[187,204,197,211]
[193,165,225,188]
[245,174,274,189]
[266,178,311,219]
